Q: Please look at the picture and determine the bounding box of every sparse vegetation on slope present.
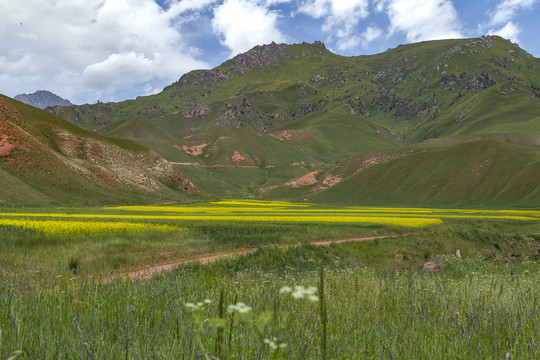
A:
[0,95,205,205]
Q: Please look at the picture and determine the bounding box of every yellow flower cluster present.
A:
[0,212,439,227]
[210,199,310,207]
[1,200,538,231]
[0,218,179,236]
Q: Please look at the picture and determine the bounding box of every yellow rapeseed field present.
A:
[0,218,179,236]
[1,200,538,232]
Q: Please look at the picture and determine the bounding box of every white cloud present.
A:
[0,0,209,103]
[265,0,293,5]
[482,0,538,44]
[167,0,220,16]
[489,0,537,26]
[374,0,386,13]
[212,0,286,56]
[362,26,383,45]
[0,54,39,75]
[298,0,369,51]
[488,21,521,42]
[83,52,158,89]
[382,0,463,42]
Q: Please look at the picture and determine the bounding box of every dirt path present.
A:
[112,234,405,282]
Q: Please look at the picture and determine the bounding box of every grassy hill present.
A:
[0,95,205,205]
[301,141,540,207]
[30,36,540,206]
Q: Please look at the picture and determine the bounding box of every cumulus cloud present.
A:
[362,26,383,45]
[212,0,286,56]
[489,0,537,26]
[167,0,220,14]
[265,0,293,5]
[298,0,369,50]
[83,52,158,89]
[488,21,521,42]
[380,0,463,42]
[0,0,209,103]
[484,0,537,43]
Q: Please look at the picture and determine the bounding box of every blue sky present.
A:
[1,0,538,104]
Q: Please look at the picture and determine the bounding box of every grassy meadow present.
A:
[1,200,540,359]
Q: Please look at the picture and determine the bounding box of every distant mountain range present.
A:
[14,90,73,109]
[3,35,540,207]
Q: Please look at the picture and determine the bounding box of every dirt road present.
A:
[112,234,405,281]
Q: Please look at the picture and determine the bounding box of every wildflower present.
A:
[264,337,287,351]
[279,286,292,294]
[291,286,319,302]
[227,302,252,314]
[185,300,210,311]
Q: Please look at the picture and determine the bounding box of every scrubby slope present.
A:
[0,95,203,205]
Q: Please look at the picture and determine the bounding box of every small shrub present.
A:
[68,257,80,274]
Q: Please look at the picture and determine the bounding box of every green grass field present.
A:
[1,200,540,359]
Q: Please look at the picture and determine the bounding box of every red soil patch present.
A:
[87,164,122,187]
[0,134,16,156]
[175,143,209,156]
[0,101,35,159]
[231,151,247,163]
[287,169,322,187]
[313,173,343,191]
[269,130,314,142]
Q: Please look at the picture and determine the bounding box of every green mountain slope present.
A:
[40,36,540,205]
[51,36,539,142]
[0,95,204,205]
[305,141,540,208]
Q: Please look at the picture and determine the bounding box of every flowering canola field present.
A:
[0,218,178,236]
[1,200,539,235]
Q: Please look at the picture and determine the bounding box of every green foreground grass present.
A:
[1,202,540,359]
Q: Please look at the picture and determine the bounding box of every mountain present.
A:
[14,90,73,109]
[43,36,540,206]
[1,95,204,205]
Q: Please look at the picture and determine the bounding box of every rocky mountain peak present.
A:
[224,41,329,75]
[224,42,293,75]
[14,90,73,109]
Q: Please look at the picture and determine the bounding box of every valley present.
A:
[1,35,540,360]
[39,36,540,207]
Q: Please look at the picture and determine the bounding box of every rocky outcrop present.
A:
[224,41,328,76]
[137,105,164,115]
[15,90,73,109]
[225,42,294,75]
[183,103,210,118]
[371,62,419,80]
[467,72,498,92]
[166,69,233,91]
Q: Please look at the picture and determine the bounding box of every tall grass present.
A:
[1,247,539,359]
[1,203,539,358]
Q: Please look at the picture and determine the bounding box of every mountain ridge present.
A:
[9,36,540,206]
[14,90,73,109]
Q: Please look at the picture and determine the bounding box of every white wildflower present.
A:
[185,300,210,311]
[279,286,292,294]
[291,285,318,301]
[227,302,252,314]
[264,337,286,352]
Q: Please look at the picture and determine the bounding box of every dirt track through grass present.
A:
[115,234,405,281]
